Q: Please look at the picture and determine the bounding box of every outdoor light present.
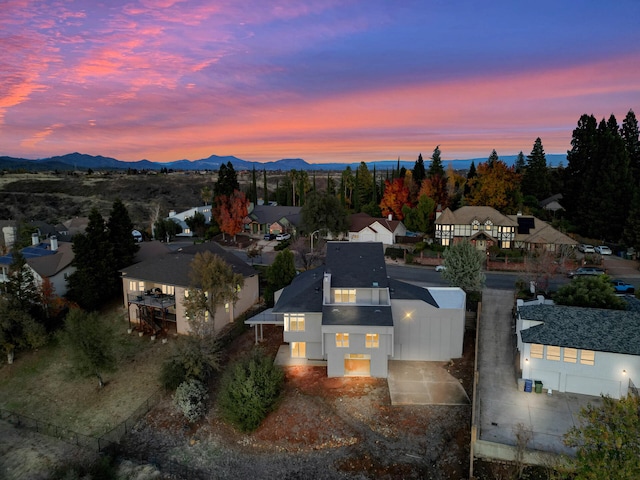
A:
[525,358,529,362]
[622,369,627,375]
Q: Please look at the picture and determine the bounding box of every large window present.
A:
[291,342,306,358]
[162,284,174,295]
[530,344,543,359]
[366,333,379,348]
[546,346,560,361]
[335,289,356,303]
[285,313,305,332]
[563,348,577,363]
[336,333,349,348]
[580,350,595,365]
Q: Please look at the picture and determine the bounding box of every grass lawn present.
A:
[0,308,172,437]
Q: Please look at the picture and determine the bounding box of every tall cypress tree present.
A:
[428,146,445,178]
[621,109,640,184]
[107,199,139,271]
[412,154,426,185]
[514,151,526,174]
[263,168,268,203]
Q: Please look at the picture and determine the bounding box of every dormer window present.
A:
[472,220,480,230]
[485,220,493,231]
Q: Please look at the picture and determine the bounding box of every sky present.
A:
[2,0,640,165]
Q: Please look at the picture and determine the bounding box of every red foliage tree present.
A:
[214,190,248,241]
[379,178,411,220]
[419,174,449,208]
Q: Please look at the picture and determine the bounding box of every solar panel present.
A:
[517,217,535,234]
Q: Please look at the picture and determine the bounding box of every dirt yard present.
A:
[121,325,475,479]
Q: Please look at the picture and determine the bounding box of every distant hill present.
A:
[0,152,567,172]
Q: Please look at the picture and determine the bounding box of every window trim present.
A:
[336,333,349,348]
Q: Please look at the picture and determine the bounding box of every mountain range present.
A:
[0,152,568,172]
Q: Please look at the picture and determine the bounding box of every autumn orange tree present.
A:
[379,178,411,220]
[465,150,522,212]
[213,190,248,241]
[419,174,448,209]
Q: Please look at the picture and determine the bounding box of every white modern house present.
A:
[516,297,640,399]
[269,242,466,377]
[348,212,407,245]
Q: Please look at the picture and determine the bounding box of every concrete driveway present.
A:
[387,360,470,405]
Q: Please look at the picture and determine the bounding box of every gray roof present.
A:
[519,304,640,355]
[248,205,302,226]
[388,278,439,307]
[325,242,389,288]
[322,305,393,327]
[271,267,324,314]
[120,242,256,287]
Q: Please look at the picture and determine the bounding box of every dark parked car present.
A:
[611,280,635,294]
[567,267,606,278]
[263,233,276,240]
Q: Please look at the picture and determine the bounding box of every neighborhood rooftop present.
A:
[519,304,640,355]
[325,242,389,288]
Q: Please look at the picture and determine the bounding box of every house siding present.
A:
[322,325,393,377]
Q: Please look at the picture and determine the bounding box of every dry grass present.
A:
[0,308,171,437]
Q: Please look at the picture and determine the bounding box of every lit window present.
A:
[365,333,379,348]
[530,344,543,359]
[336,333,349,347]
[580,350,595,366]
[291,342,306,358]
[285,313,305,332]
[485,221,492,231]
[224,303,230,313]
[563,348,577,363]
[162,285,174,295]
[129,281,137,291]
[502,241,511,249]
[472,220,479,230]
[442,238,450,246]
[236,284,242,292]
[546,346,560,361]
[335,289,356,303]
[184,290,189,298]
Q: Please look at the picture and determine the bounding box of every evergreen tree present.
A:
[67,208,115,310]
[623,190,640,251]
[428,146,445,178]
[5,250,39,314]
[412,153,426,186]
[621,109,640,184]
[463,161,477,197]
[522,138,551,200]
[214,162,239,198]
[355,162,373,211]
[263,168,268,203]
[249,165,258,205]
[106,199,139,271]
[264,249,296,306]
[441,240,486,292]
[301,191,348,236]
[514,151,526,174]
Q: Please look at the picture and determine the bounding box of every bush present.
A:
[405,253,414,264]
[217,349,285,432]
[173,379,209,422]
[384,247,405,259]
[160,358,187,391]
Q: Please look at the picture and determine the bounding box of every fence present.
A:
[0,388,164,452]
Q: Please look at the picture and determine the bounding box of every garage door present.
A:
[344,354,371,376]
[530,369,561,390]
[566,375,621,398]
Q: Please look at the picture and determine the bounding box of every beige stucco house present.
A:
[120,242,259,335]
[270,242,466,378]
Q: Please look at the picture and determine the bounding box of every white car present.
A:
[595,245,612,255]
[578,244,595,254]
[276,233,291,241]
[435,265,446,272]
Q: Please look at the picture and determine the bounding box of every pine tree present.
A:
[263,168,268,203]
[214,162,239,198]
[107,199,139,271]
[514,151,526,174]
[412,153,426,185]
[428,146,445,178]
[621,109,640,184]
[522,138,551,200]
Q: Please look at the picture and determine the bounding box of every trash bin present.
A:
[524,379,533,392]
[535,380,543,394]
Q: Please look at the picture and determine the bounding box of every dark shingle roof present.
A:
[388,278,439,307]
[519,304,640,355]
[272,267,324,314]
[322,305,393,327]
[325,242,388,288]
[120,242,256,287]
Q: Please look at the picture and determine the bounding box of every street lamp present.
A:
[310,230,320,252]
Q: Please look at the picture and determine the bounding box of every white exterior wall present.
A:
[322,325,393,377]
[283,312,323,360]
[392,299,465,361]
[520,343,640,399]
[29,264,74,297]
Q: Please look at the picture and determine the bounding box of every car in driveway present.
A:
[595,245,612,255]
[567,267,606,278]
[435,265,446,272]
[578,244,595,253]
[263,233,276,240]
[276,233,291,241]
[611,280,635,294]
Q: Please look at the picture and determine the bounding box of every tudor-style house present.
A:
[120,242,258,335]
[516,297,640,399]
[269,242,466,378]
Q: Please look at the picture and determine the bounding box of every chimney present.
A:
[388,213,392,221]
[169,210,176,217]
[323,273,332,304]
[50,236,58,251]
[31,233,39,245]
[435,204,442,220]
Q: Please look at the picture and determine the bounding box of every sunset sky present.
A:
[2,0,640,164]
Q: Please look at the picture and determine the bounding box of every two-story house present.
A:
[120,242,258,335]
[516,297,640,398]
[434,206,517,250]
[270,242,466,377]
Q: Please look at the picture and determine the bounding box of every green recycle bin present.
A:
[535,380,543,394]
